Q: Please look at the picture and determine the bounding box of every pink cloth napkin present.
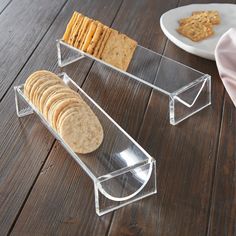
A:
[215,28,236,107]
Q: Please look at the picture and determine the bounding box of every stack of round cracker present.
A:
[24,70,104,154]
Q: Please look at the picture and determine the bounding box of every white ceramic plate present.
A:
[160,4,236,60]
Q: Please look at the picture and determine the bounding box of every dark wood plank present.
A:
[207,93,236,236]
[9,0,178,235]
[108,0,234,235]
[0,0,68,101]
[0,0,123,235]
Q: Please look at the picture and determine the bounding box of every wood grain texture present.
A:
[0,0,235,235]
[4,0,123,235]
[0,0,67,101]
[9,0,179,235]
[0,0,122,235]
[0,0,12,14]
[207,94,236,236]
[107,0,234,236]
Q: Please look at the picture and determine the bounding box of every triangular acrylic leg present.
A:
[57,40,85,67]
[14,86,33,118]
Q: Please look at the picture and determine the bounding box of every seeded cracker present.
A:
[82,21,97,52]
[59,104,104,154]
[24,70,104,154]
[51,98,82,129]
[74,17,90,48]
[39,84,65,112]
[87,22,103,54]
[34,80,63,108]
[43,90,80,119]
[97,27,112,59]
[62,12,79,42]
[93,25,107,57]
[177,10,220,42]
[101,30,137,71]
[79,20,93,50]
[68,14,84,45]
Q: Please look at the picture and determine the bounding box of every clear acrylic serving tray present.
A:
[14,73,157,216]
[57,40,211,125]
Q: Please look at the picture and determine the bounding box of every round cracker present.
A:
[34,80,63,108]
[39,84,65,113]
[51,98,83,129]
[24,70,59,98]
[30,77,51,104]
[57,105,82,131]
[43,90,80,119]
[48,97,81,128]
[59,104,104,154]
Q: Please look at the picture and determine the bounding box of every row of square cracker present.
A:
[62,11,137,71]
[24,70,103,154]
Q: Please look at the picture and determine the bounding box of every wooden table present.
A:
[0,0,235,235]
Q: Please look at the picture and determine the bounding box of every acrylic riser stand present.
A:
[57,40,211,125]
[14,73,157,216]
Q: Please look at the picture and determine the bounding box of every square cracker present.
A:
[81,21,97,52]
[177,21,214,42]
[100,30,137,71]
[92,25,107,57]
[97,27,112,59]
[68,14,84,45]
[62,11,79,42]
[87,22,103,54]
[74,17,91,48]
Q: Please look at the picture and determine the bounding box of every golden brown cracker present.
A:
[39,84,65,113]
[97,27,111,58]
[68,14,84,45]
[177,21,214,42]
[59,104,104,154]
[81,21,97,52]
[73,17,90,48]
[34,80,63,109]
[43,90,80,119]
[62,11,79,42]
[100,30,137,71]
[56,103,82,131]
[92,26,107,57]
[51,98,82,129]
[192,10,220,25]
[79,20,93,50]
[24,70,50,98]
[87,22,103,54]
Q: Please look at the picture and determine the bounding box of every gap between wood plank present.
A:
[7,140,57,236]
[205,90,226,236]
[205,0,236,234]
[0,0,13,16]
[6,0,124,234]
[0,0,68,104]
[105,0,181,234]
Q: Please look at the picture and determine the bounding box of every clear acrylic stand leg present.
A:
[14,86,33,118]
[169,75,211,125]
[57,40,85,67]
[94,159,157,216]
